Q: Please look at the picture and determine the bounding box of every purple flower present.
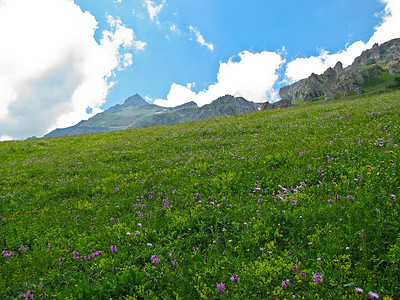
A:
[151,255,161,263]
[282,279,290,288]
[2,251,14,258]
[347,195,354,201]
[216,282,225,295]
[147,243,153,247]
[368,291,379,298]
[355,287,364,293]
[172,259,178,265]
[169,253,174,258]
[230,273,240,282]
[110,217,115,223]
[328,199,333,203]
[312,272,323,284]
[359,230,365,238]
[110,245,117,253]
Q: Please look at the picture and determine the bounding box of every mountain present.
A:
[279,38,400,102]
[44,95,260,138]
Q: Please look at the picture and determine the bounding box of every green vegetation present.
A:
[334,93,342,99]
[1,90,400,299]
[292,99,306,106]
[346,91,358,97]
[361,71,400,94]
[313,95,326,101]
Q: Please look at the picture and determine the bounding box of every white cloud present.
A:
[144,0,165,22]
[0,0,145,139]
[189,26,214,52]
[285,0,400,82]
[0,135,13,142]
[155,51,284,107]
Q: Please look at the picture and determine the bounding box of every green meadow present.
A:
[1,90,399,299]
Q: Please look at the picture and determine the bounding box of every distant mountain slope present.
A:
[280,38,400,102]
[45,95,260,138]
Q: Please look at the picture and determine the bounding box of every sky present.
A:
[0,0,399,140]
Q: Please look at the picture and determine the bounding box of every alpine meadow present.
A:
[1,89,399,299]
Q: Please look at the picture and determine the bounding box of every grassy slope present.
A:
[0,91,399,299]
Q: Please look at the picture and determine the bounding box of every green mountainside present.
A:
[1,89,399,298]
[44,95,260,138]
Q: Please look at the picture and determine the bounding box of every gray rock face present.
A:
[280,38,400,102]
[260,99,293,111]
[351,39,400,70]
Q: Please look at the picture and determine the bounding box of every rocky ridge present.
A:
[45,95,260,138]
[279,38,400,102]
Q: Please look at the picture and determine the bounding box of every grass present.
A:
[1,90,400,299]
[361,71,399,94]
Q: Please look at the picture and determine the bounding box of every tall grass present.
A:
[0,90,399,299]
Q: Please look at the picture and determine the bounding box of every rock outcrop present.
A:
[279,38,400,102]
[260,99,293,111]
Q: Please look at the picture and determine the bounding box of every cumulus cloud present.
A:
[155,51,284,107]
[285,0,400,82]
[144,0,165,22]
[0,0,145,139]
[189,26,214,52]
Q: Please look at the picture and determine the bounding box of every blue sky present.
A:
[82,0,385,108]
[0,0,399,140]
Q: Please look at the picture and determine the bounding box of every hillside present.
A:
[44,95,260,138]
[280,38,400,102]
[1,90,399,299]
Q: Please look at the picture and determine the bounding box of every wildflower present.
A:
[368,291,379,298]
[355,287,364,293]
[110,218,115,223]
[347,195,354,200]
[147,243,153,247]
[169,253,174,258]
[359,230,365,238]
[230,273,240,282]
[137,223,142,227]
[282,210,286,214]
[217,282,225,295]
[328,199,333,203]
[151,255,160,263]
[2,251,14,258]
[282,279,290,288]
[110,245,117,253]
[126,232,131,236]
[292,294,299,299]
[312,273,323,284]
[172,259,178,265]
[292,265,299,271]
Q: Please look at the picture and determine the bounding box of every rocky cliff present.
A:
[280,38,400,102]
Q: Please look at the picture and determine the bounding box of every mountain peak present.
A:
[123,94,149,107]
